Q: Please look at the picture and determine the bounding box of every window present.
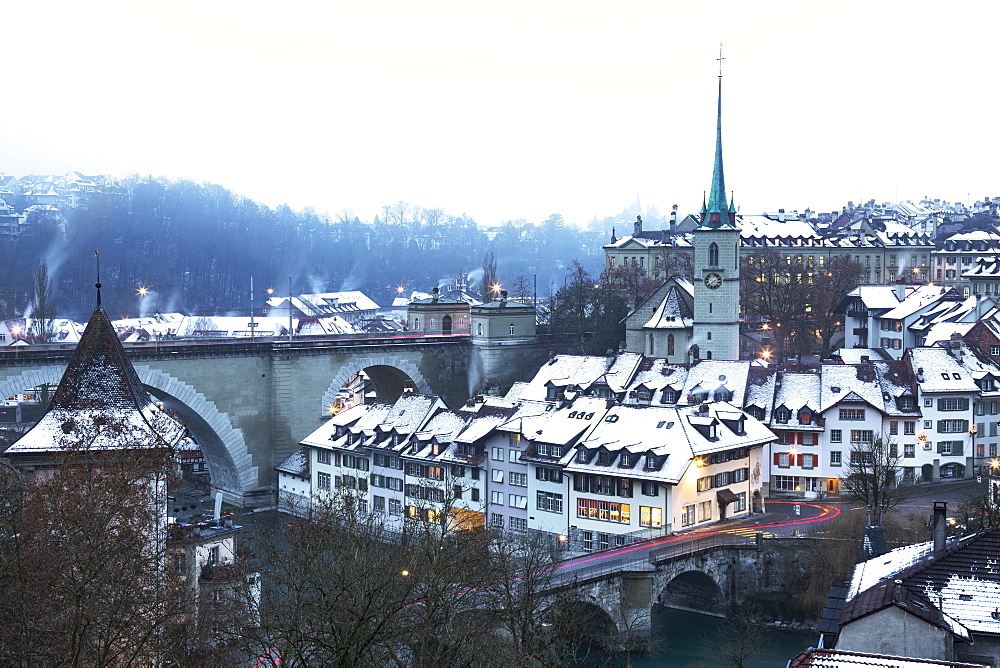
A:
[830,451,842,466]
[491,447,504,462]
[777,453,790,468]
[373,495,385,512]
[772,475,796,491]
[938,420,967,433]
[509,494,528,509]
[537,491,563,513]
[471,488,480,502]
[851,430,874,444]
[491,491,504,505]
[509,449,523,464]
[389,498,402,515]
[317,450,330,465]
[889,421,898,435]
[938,398,968,411]
[509,471,527,487]
[937,441,964,456]
[490,513,504,528]
[577,498,631,523]
[899,396,915,410]
[536,466,563,483]
[492,469,504,483]
[640,506,663,528]
[536,443,562,457]
[641,480,657,496]
[992,346,1000,356]
[317,472,331,490]
[709,242,719,266]
[509,516,527,531]
[681,504,696,526]
[582,531,594,551]
[509,324,515,335]
[801,454,815,469]
[904,421,916,435]
[830,429,842,443]
[840,409,864,421]
[697,501,712,522]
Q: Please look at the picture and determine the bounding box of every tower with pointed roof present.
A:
[692,64,741,361]
[4,280,185,463]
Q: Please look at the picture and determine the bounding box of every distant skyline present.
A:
[2,1,997,227]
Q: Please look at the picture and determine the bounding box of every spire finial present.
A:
[717,44,724,78]
[94,249,102,307]
[705,49,729,227]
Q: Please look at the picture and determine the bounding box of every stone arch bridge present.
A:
[550,535,830,638]
[0,334,549,505]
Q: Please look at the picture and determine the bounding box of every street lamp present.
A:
[136,286,148,297]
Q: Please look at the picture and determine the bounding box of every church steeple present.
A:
[704,49,734,229]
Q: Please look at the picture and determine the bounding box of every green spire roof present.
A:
[704,77,734,228]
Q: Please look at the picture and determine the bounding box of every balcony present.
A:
[846,309,868,319]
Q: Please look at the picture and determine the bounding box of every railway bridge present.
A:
[0,332,550,504]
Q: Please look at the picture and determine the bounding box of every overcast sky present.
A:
[2,1,997,227]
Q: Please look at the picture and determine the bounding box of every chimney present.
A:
[670,205,678,229]
[432,286,439,302]
[933,501,947,555]
[634,215,643,236]
[500,290,508,304]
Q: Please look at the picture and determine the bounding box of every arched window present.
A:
[709,242,719,267]
[442,315,452,335]
[649,333,654,355]
[667,333,675,356]
[509,323,515,335]
[429,318,437,331]
[706,351,713,359]
[477,323,483,336]
[414,318,420,330]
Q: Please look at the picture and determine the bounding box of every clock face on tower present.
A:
[704,272,722,290]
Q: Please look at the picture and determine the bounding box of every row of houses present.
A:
[278,339,1000,551]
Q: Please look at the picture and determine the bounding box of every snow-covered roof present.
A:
[680,360,751,405]
[880,286,951,321]
[275,448,309,477]
[519,354,636,401]
[643,285,693,329]
[908,348,981,393]
[820,364,888,413]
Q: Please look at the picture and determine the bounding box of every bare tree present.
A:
[811,255,866,359]
[713,603,764,668]
[481,251,498,302]
[0,420,184,666]
[28,259,55,344]
[841,434,901,525]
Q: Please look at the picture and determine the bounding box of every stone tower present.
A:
[691,73,740,361]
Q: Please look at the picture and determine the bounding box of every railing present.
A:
[647,531,760,564]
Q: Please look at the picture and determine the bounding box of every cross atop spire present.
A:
[704,47,734,229]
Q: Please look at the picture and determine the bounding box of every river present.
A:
[628,607,815,667]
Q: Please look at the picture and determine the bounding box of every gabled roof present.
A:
[6,303,184,454]
[789,647,986,667]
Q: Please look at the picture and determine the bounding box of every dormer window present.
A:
[714,388,732,402]
[598,451,611,465]
[637,389,652,402]
[645,454,657,469]
[620,453,632,467]
[775,408,791,424]
[898,396,915,410]
[747,406,765,420]
[799,410,811,424]
[577,449,589,463]
[661,388,677,404]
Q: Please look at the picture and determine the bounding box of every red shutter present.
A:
[773,453,780,465]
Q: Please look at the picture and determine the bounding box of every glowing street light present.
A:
[136,286,148,297]
[760,349,773,361]
[490,283,502,295]
[266,288,274,295]
[396,285,405,294]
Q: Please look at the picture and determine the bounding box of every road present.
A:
[548,501,841,584]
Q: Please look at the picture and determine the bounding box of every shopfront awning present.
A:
[716,488,739,505]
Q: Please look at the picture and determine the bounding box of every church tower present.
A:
[691,63,740,361]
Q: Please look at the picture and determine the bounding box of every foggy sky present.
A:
[2,1,996,226]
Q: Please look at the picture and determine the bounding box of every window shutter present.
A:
[961,420,969,432]
[774,453,780,465]
[953,442,964,456]
[962,398,969,411]
[937,442,945,454]
[937,420,945,433]
[937,398,945,411]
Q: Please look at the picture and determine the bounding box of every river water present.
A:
[630,607,815,667]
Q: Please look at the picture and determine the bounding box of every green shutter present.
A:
[937,442,946,454]
[961,419,969,432]
[962,398,970,411]
[953,442,964,456]
[937,420,945,433]
[937,398,945,411]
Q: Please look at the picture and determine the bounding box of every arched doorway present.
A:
[922,464,934,482]
[442,315,452,335]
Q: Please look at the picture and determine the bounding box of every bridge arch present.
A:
[321,354,431,415]
[657,569,725,616]
[0,365,256,499]
[552,598,621,648]
[134,366,256,499]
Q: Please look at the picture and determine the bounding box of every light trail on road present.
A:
[554,501,841,572]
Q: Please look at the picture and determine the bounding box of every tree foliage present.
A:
[548,261,629,355]
[28,259,55,343]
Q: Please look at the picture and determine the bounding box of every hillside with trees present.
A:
[0,176,620,320]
